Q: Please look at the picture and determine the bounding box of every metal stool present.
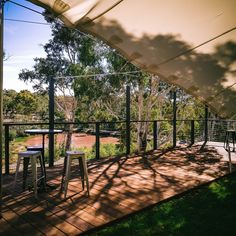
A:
[224,130,236,173]
[224,130,236,152]
[14,150,46,198]
[61,150,90,198]
[23,146,45,189]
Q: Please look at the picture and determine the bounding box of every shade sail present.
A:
[30,0,236,118]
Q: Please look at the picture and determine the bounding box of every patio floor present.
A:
[0,145,234,235]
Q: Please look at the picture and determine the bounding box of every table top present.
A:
[25,129,63,135]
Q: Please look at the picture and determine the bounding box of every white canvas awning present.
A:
[30,0,236,118]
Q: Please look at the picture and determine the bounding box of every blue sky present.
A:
[4,0,52,91]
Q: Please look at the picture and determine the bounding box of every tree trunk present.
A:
[65,123,73,150]
[138,125,148,151]
[137,77,157,151]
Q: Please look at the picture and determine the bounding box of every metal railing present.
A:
[3,119,235,174]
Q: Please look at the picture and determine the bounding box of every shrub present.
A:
[9,130,17,141]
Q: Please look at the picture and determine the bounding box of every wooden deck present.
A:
[0,145,233,235]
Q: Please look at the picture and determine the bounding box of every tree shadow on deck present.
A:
[1,145,233,235]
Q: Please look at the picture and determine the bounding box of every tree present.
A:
[19,13,232,153]
[34,92,49,121]
[19,12,106,149]
[14,90,37,116]
[3,89,17,118]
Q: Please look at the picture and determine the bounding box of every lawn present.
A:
[88,173,236,236]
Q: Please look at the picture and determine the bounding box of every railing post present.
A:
[95,122,100,160]
[153,120,158,150]
[126,85,131,156]
[190,120,195,145]
[48,77,55,167]
[173,90,177,147]
[4,124,9,175]
[204,105,208,143]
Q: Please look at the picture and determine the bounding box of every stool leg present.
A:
[228,148,232,173]
[60,155,67,192]
[23,158,30,190]
[81,156,90,196]
[78,157,85,190]
[64,155,72,199]
[224,131,228,150]
[233,132,235,152]
[14,156,21,188]
[38,154,46,190]
[38,155,44,177]
[31,157,38,199]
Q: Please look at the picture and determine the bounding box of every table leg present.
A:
[42,134,47,178]
[42,133,57,190]
[228,147,232,173]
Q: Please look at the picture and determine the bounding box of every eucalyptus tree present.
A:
[104,47,176,150]
[19,11,104,149]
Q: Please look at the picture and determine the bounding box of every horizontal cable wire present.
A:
[56,70,141,79]
[5,18,50,25]
[8,0,43,15]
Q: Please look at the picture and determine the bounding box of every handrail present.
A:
[3,119,236,126]
[3,118,236,174]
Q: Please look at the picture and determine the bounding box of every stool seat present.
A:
[14,150,46,199]
[18,150,41,158]
[226,130,235,132]
[66,150,85,157]
[61,150,89,198]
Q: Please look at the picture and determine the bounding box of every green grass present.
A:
[13,136,29,143]
[88,173,236,236]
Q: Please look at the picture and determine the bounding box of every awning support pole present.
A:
[0,0,5,218]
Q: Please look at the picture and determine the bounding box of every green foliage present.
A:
[8,130,17,141]
[69,143,126,160]
[3,89,17,118]
[209,182,231,200]
[55,143,66,160]
[3,89,49,121]
[14,136,28,143]
[99,143,116,157]
[44,147,64,163]
[160,121,172,132]
[9,127,28,141]
[14,90,37,114]
[64,146,95,159]
[99,143,126,158]
[34,93,49,121]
